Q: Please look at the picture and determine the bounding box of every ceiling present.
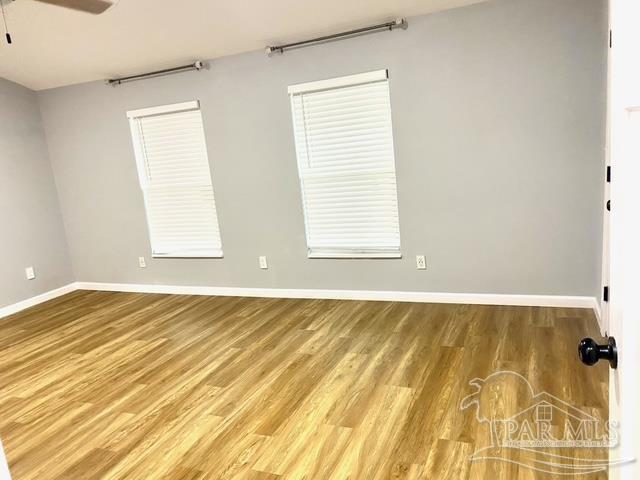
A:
[0,0,486,91]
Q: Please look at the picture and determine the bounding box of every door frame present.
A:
[607,1,640,478]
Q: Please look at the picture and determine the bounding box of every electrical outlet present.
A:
[138,257,147,268]
[25,266,36,280]
[259,256,268,269]
[416,255,426,270]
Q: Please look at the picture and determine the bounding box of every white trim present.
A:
[126,100,199,119]
[592,299,605,335]
[152,249,224,259]
[75,282,596,309]
[0,283,77,320]
[288,69,388,95]
[0,439,11,480]
[307,251,402,259]
[0,282,599,322]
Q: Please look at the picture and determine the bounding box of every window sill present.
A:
[307,251,402,259]
[152,250,223,259]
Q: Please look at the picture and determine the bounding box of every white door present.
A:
[0,441,11,480]
[607,1,640,478]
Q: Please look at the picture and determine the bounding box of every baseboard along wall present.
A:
[0,283,77,319]
[1,281,599,320]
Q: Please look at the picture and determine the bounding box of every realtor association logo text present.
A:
[460,371,632,475]
[493,406,617,448]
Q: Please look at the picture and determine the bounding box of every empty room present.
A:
[1,0,639,478]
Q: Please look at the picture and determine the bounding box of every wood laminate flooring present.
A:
[0,291,608,479]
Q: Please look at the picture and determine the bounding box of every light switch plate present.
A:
[259,256,268,269]
[416,255,426,270]
[25,266,36,280]
[138,257,147,268]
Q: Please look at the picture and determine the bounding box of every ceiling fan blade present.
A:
[33,0,114,14]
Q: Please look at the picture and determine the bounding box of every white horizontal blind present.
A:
[289,70,401,258]
[128,102,223,257]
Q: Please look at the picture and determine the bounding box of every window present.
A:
[289,70,401,258]
[536,404,553,422]
[127,101,223,258]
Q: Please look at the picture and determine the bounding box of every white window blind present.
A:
[127,101,223,258]
[289,70,401,258]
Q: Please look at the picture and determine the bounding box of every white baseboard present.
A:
[0,283,77,319]
[593,300,601,321]
[592,300,606,336]
[74,281,597,309]
[0,281,599,321]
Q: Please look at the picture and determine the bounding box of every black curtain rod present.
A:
[265,18,408,56]
[106,61,203,86]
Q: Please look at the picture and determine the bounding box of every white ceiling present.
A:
[0,0,486,91]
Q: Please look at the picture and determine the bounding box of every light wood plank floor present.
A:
[0,291,608,479]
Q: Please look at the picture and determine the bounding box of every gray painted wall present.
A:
[0,78,73,307]
[38,0,607,296]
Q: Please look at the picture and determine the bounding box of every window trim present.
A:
[127,100,223,259]
[289,70,401,259]
[307,251,402,259]
[288,69,388,95]
[151,250,223,259]
[126,100,200,119]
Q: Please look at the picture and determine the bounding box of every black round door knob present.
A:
[578,337,617,369]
